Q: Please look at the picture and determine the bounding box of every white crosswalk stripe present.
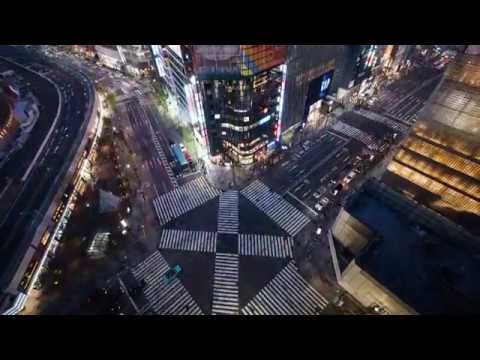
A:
[241,180,310,237]
[241,261,328,315]
[125,99,178,187]
[158,229,217,253]
[212,253,239,315]
[354,108,409,134]
[130,251,203,315]
[331,121,378,149]
[217,191,239,234]
[149,122,178,188]
[153,176,221,226]
[239,234,294,258]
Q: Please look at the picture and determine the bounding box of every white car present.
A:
[314,203,324,211]
[316,227,322,236]
[321,198,330,206]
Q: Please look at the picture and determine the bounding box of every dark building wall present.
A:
[281,45,338,131]
[330,45,362,93]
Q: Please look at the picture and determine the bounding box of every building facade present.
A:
[281,45,337,133]
[184,45,288,165]
[382,45,480,235]
[331,45,383,104]
[331,46,480,314]
[118,45,154,78]
[94,45,124,71]
[151,45,191,122]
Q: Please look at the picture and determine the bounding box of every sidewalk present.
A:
[204,161,255,191]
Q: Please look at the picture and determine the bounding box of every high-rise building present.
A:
[94,45,124,71]
[331,45,382,103]
[117,45,154,78]
[382,45,480,235]
[94,45,154,77]
[71,45,96,59]
[281,45,337,132]
[151,45,191,122]
[381,45,414,74]
[185,45,288,165]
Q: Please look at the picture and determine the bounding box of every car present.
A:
[314,203,324,211]
[332,183,343,196]
[163,265,182,284]
[313,192,322,199]
[316,227,322,236]
[320,197,330,206]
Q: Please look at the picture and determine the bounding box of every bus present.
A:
[171,144,188,167]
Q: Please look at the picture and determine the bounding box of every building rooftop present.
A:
[345,179,480,314]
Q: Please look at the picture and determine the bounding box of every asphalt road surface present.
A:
[0,45,94,292]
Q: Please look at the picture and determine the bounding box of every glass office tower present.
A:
[187,45,287,165]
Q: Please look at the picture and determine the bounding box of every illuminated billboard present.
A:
[192,45,287,79]
[240,45,288,76]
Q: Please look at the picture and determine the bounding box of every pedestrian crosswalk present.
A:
[217,191,239,234]
[241,180,310,237]
[354,108,409,134]
[239,234,294,258]
[331,121,378,150]
[158,229,217,253]
[144,157,163,169]
[241,261,329,315]
[153,176,221,226]
[125,99,178,187]
[131,251,203,315]
[149,122,178,188]
[212,253,239,315]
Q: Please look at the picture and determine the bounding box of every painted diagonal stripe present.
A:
[241,261,328,315]
[238,234,293,258]
[217,191,239,234]
[129,250,203,315]
[158,229,217,253]
[153,176,221,226]
[212,253,239,315]
[241,180,310,236]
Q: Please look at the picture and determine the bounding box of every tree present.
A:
[153,84,169,113]
[105,93,117,109]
